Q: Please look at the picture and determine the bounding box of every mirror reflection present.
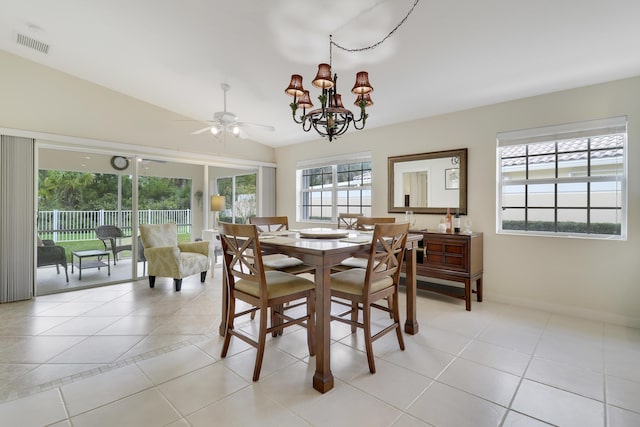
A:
[388,148,467,215]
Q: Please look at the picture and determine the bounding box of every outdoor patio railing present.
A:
[37,209,191,242]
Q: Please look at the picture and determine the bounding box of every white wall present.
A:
[0,50,275,163]
[275,76,640,326]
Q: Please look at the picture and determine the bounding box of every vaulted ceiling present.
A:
[1,0,639,147]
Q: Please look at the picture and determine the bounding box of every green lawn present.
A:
[51,234,191,261]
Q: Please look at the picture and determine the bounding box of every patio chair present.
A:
[37,237,69,282]
[95,225,132,265]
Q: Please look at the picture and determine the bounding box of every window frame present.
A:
[496,116,627,240]
[296,153,372,223]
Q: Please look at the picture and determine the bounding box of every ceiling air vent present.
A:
[16,32,49,54]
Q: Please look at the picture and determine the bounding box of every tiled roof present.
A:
[501,134,624,166]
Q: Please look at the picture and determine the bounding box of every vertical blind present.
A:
[0,135,35,303]
[258,166,276,217]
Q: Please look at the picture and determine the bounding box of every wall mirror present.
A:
[388,148,467,215]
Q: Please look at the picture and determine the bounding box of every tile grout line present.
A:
[0,331,219,404]
[497,311,551,427]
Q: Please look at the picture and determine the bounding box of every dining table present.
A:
[217,228,422,393]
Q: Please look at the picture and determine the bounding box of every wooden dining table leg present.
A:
[404,247,419,335]
[312,264,334,393]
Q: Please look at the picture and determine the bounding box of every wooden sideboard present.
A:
[404,230,483,311]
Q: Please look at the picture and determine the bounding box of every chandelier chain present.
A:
[287,0,420,141]
[330,0,420,54]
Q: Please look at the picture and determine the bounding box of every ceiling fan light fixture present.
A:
[196,83,274,140]
[210,125,222,135]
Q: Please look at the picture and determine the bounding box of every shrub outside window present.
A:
[497,116,627,239]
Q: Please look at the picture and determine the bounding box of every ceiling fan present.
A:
[191,83,275,138]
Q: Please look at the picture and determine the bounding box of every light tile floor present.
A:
[0,272,639,426]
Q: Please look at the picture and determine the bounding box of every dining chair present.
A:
[337,212,363,230]
[248,216,315,275]
[219,222,316,381]
[333,216,397,271]
[329,222,409,373]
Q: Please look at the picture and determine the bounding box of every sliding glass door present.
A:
[36,148,134,294]
[215,170,257,224]
[35,145,262,294]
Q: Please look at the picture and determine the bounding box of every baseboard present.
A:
[487,292,640,329]
[400,273,640,328]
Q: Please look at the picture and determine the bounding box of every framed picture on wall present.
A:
[445,168,459,190]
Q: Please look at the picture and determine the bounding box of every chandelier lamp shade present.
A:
[285,36,373,142]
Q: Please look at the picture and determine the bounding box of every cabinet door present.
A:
[424,237,468,272]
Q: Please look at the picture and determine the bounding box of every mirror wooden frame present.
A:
[388,148,467,215]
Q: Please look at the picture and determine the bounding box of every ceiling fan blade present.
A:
[237,121,275,132]
[191,126,212,135]
[187,84,275,138]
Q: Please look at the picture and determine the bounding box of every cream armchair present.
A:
[139,223,210,291]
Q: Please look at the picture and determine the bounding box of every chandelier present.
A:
[284,0,421,142]
[285,36,372,142]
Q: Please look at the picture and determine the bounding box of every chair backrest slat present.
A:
[355,216,395,231]
[337,213,363,230]
[219,222,268,298]
[248,216,289,232]
[364,222,409,293]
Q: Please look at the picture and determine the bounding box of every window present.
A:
[297,153,372,222]
[497,116,627,239]
[216,173,257,224]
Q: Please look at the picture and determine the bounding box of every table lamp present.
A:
[210,195,226,229]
